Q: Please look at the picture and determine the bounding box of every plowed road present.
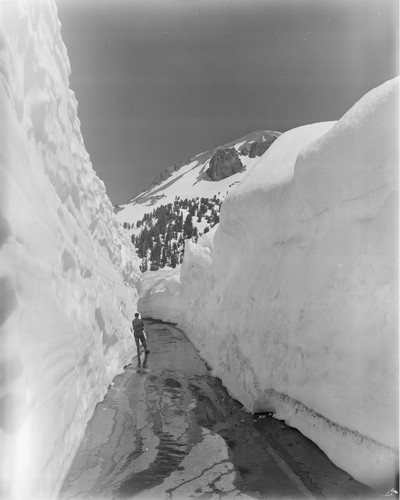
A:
[60,320,372,499]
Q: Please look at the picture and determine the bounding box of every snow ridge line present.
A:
[264,389,398,456]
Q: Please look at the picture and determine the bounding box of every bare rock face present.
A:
[206,148,244,181]
[146,130,281,189]
[248,136,278,158]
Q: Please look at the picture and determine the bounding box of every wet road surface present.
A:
[59,320,372,499]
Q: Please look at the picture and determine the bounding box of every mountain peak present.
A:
[116,128,280,272]
[118,129,280,220]
[148,129,281,190]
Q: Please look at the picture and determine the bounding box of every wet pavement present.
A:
[59,320,372,499]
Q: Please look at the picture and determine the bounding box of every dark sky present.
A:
[56,0,398,205]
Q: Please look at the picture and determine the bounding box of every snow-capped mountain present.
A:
[116,129,280,270]
[116,129,279,225]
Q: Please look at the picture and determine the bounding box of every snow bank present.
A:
[138,227,216,324]
[140,78,399,489]
[0,1,141,498]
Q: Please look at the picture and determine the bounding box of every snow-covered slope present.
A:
[139,77,399,490]
[116,129,280,227]
[0,1,141,498]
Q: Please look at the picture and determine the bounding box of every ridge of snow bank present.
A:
[0,1,141,498]
[139,77,399,489]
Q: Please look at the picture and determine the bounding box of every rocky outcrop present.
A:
[206,148,244,181]
[248,136,278,158]
[144,130,281,190]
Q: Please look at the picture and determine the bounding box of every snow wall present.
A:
[139,77,399,490]
[0,1,141,498]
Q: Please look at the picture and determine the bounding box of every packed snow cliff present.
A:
[139,77,399,490]
[0,1,141,498]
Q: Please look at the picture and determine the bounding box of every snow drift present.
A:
[139,77,399,489]
[0,1,141,498]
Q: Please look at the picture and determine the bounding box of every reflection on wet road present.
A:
[59,321,371,499]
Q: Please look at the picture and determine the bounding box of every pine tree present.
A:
[166,223,174,241]
[171,252,178,268]
[175,212,183,232]
[151,240,162,267]
[140,257,148,272]
[158,215,167,236]
[183,214,193,239]
[161,246,167,267]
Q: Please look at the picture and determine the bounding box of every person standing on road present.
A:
[132,313,150,355]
